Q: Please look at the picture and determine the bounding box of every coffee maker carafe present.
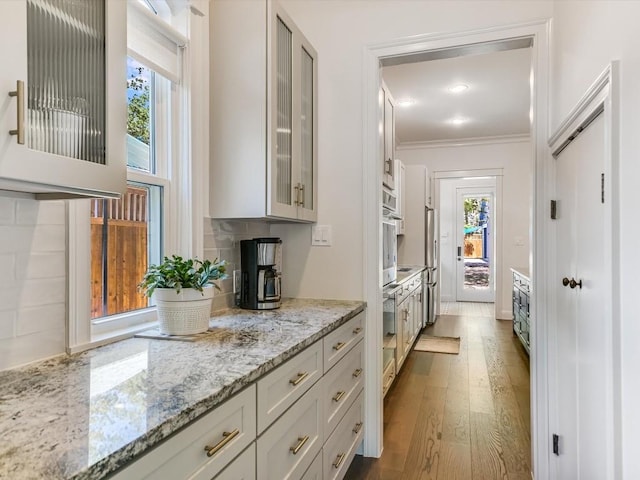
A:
[238,238,282,310]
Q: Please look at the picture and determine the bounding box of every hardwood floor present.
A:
[345,314,530,480]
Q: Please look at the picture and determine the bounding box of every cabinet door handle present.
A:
[293,184,300,206]
[204,428,240,457]
[333,452,346,469]
[333,390,346,402]
[333,342,346,351]
[290,435,310,455]
[8,80,25,145]
[562,277,570,287]
[352,368,363,378]
[289,371,309,386]
[569,278,582,289]
[299,183,305,208]
[353,421,363,434]
[352,327,362,335]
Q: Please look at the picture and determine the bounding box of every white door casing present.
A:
[548,63,618,480]
[362,20,551,480]
[455,186,496,303]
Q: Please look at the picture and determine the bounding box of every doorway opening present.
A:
[362,18,550,480]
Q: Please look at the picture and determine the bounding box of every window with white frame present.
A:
[68,0,192,351]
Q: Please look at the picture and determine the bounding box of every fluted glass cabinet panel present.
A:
[300,47,313,210]
[27,0,106,164]
[276,16,292,206]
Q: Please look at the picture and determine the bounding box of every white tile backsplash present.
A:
[16,304,66,336]
[0,311,16,340]
[0,197,16,225]
[16,252,66,279]
[203,219,271,311]
[0,198,67,370]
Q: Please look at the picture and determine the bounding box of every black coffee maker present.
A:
[238,238,282,310]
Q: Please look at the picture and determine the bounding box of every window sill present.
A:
[67,320,158,355]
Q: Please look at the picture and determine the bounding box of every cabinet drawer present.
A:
[110,385,256,480]
[324,312,365,372]
[257,340,322,433]
[300,450,323,480]
[382,359,396,398]
[323,340,364,437]
[213,443,255,480]
[323,391,364,480]
[257,380,323,480]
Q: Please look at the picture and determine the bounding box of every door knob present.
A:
[569,278,582,289]
[562,277,570,287]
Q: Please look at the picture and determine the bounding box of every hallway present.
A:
[346,312,531,479]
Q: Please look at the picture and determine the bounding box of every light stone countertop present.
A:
[0,298,365,480]
[510,266,530,280]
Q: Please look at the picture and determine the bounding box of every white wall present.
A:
[398,140,531,319]
[550,2,640,477]
[271,1,552,302]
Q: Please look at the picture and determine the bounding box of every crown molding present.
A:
[396,133,530,150]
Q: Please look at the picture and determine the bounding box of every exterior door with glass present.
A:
[455,186,495,303]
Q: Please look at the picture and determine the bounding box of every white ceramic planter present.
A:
[153,285,214,335]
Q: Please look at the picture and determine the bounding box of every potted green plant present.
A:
[139,255,228,335]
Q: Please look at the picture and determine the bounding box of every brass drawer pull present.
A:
[290,435,310,455]
[204,428,240,457]
[333,390,345,402]
[352,368,363,378]
[333,452,346,469]
[289,371,309,386]
[333,342,346,351]
[352,327,362,335]
[353,422,363,434]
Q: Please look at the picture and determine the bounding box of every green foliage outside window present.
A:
[127,67,150,145]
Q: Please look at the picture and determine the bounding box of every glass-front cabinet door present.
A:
[0,0,126,198]
[268,3,317,222]
[296,39,317,222]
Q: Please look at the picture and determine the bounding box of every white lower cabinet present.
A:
[323,340,364,438]
[109,385,256,480]
[322,391,364,480]
[300,450,323,480]
[257,380,324,480]
[257,340,323,434]
[323,312,365,372]
[214,443,256,480]
[108,312,367,480]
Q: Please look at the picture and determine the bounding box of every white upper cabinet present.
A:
[210,0,318,223]
[0,0,126,199]
[381,80,395,191]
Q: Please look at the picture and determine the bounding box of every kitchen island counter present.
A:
[0,298,365,480]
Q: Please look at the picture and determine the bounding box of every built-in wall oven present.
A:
[382,218,397,286]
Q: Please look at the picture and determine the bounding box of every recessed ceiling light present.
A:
[448,117,469,126]
[448,84,469,94]
[396,98,416,107]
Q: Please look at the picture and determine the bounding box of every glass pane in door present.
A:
[27,0,106,164]
[276,17,292,205]
[300,47,313,209]
[462,195,491,290]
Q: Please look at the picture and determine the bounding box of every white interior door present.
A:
[455,187,495,303]
[552,111,612,479]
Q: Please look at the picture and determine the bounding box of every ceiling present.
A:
[381,46,532,145]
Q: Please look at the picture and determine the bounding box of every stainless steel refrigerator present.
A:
[397,165,438,326]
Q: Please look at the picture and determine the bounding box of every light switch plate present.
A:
[311,225,332,246]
